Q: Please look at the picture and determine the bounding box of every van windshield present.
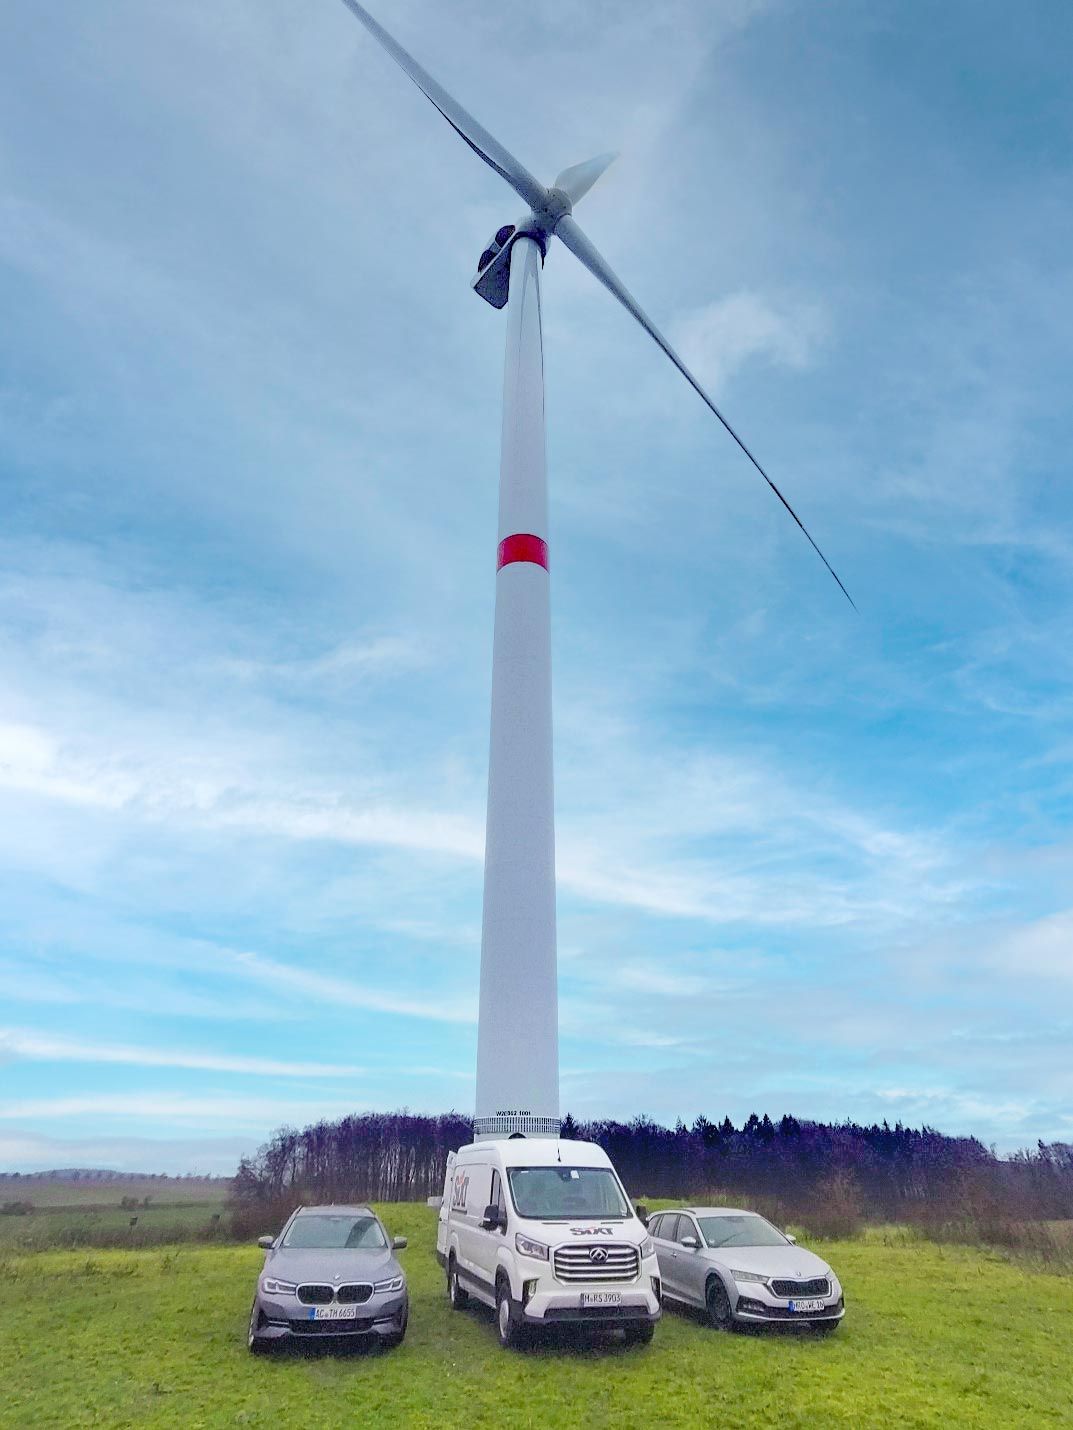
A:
[507,1166,629,1220]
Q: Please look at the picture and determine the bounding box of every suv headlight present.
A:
[261,1277,298,1295]
[640,1236,655,1259]
[730,1269,768,1285]
[374,1274,405,1293]
[515,1233,549,1261]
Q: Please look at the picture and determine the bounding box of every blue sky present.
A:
[1,0,1071,1174]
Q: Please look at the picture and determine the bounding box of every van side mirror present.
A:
[635,1203,649,1227]
[681,1234,700,1250]
[392,1236,408,1250]
[256,1235,274,1250]
[482,1204,504,1230]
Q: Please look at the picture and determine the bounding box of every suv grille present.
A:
[297,1284,333,1305]
[553,1243,640,1282]
[770,1277,830,1299]
[337,1284,373,1305]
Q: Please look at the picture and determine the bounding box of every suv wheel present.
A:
[448,1256,469,1310]
[247,1301,270,1355]
[495,1277,523,1349]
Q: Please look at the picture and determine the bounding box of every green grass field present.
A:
[2,1203,1071,1429]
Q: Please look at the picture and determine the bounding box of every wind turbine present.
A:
[335,0,853,1142]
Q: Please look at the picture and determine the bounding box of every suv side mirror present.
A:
[635,1203,649,1227]
[681,1234,700,1250]
[256,1235,274,1250]
[392,1236,408,1250]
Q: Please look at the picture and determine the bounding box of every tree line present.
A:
[231,1109,1073,1239]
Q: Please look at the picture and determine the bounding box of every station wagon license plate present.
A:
[310,1305,358,1320]
[580,1291,621,1308]
[788,1299,825,1313]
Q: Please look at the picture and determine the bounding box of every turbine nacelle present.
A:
[472,155,616,309]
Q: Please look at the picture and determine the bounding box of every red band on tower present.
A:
[497,533,548,571]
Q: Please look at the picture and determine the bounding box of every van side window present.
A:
[489,1169,506,1230]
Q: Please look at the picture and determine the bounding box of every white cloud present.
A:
[671,290,828,393]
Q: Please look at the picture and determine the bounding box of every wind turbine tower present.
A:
[335,1,853,1143]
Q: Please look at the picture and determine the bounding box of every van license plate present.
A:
[788,1299,825,1313]
[581,1291,621,1308]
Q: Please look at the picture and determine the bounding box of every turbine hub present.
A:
[527,187,573,240]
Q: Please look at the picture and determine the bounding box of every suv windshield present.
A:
[283,1214,387,1250]
[698,1214,787,1249]
[507,1166,629,1220]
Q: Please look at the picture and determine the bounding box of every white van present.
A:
[434,1137,661,1347]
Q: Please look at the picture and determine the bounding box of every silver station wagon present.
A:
[649,1207,845,1332]
[248,1204,409,1352]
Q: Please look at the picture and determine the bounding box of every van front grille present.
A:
[553,1243,640,1282]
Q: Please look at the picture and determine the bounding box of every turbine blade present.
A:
[555,215,855,608]
[336,0,548,213]
[553,152,617,207]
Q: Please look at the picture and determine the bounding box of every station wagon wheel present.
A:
[705,1277,734,1331]
[448,1256,469,1310]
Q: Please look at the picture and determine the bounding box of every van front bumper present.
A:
[520,1283,661,1326]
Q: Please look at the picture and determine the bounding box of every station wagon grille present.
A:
[770,1277,830,1299]
[553,1243,640,1283]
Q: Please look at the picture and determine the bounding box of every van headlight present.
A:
[515,1233,549,1260]
[640,1236,655,1259]
[374,1274,405,1293]
[261,1277,298,1295]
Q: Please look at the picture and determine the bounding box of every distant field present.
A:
[1,1202,1071,1428]
[0,1175,230,1208]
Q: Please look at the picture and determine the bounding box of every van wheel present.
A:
[447,1256,469,1310]
[495,1277,523,1349]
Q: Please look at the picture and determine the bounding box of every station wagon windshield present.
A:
[283,1215,387,1250]
[698,1214,787,1249]
[507,1167,630,1219]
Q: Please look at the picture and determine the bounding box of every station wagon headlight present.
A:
[730,1269,767,1285]
[261,1277,298,1295]
[374,1274,405,1293]
[640,1236,655,1259]
[515,1233,549,1261]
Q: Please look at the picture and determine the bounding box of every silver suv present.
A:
[248,1205,409,1352]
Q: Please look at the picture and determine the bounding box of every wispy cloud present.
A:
[0,1027,366,1078]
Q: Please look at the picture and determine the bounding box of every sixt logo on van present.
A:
[450,1172,470,1211]
[569,1226,613,1236]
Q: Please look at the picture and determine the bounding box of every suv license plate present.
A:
[581,1291,621,1308]
[311,1306,358,1320]
[788,1299,825,1313]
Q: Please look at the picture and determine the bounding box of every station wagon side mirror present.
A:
[681,1234,700,1250]
[635,1203,649,1227]
[256,1235,274,1250]
[392,1236,408,1250]
[785,1234,797,1245]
